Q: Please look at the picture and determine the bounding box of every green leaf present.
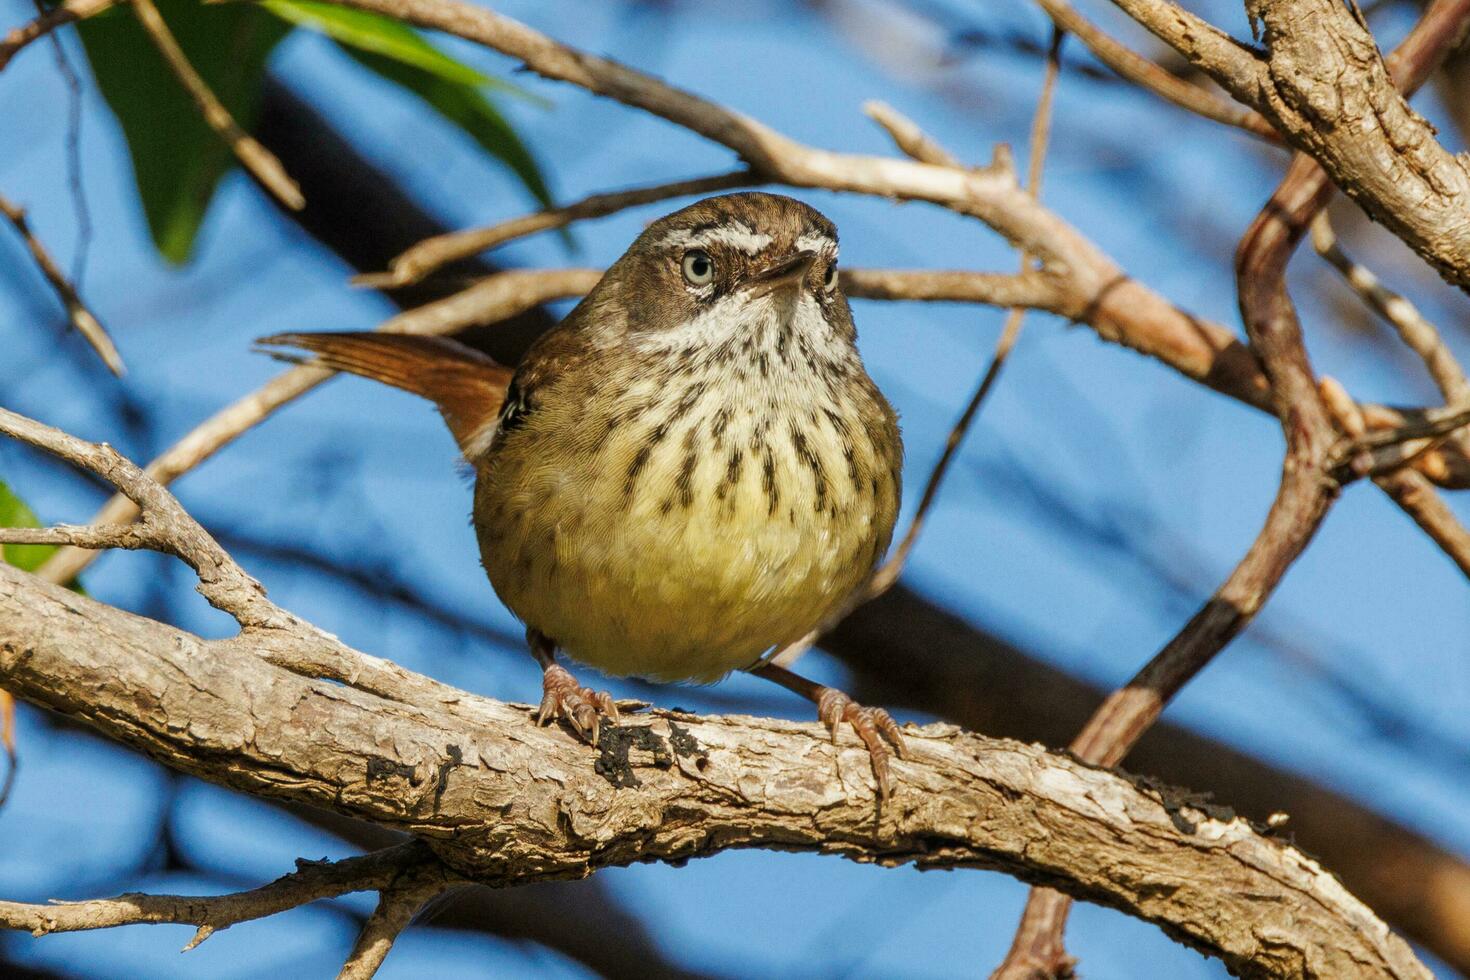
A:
[341,45,555,210]
[1,480,88,594]
[0,480,52,574]
[261,0,544,104]
[72,0,291,263]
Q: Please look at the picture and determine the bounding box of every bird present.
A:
[260,192,908,795]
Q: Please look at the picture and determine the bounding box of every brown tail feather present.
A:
[258,332,512,453]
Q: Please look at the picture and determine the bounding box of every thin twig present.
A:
[0,522,166,551]
[0,843,435,944]
[1310,214,1470,575]
[1319,378,1470,573]
[1310,212,1470,402]
[130,0,304,211]
[1031,0,1277,138]
[871,30,1064,596]
[29,0,93,287]
[357,169,762,288]
[0,194,124,376]
[337,864,458,979]
[0,0,115,71]
[1347,402,1470,457]
[862,101,962,167]
[0,406,288,628]
[0,690,14,810]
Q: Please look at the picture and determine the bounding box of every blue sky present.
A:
[2,0,1467,976]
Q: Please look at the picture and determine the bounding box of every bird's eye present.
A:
[681,250,715,287]
[822,261,838,292]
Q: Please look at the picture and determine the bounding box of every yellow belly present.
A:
[474,378,899,683]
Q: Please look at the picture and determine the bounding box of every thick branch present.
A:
[0,562,1429,980]
[1111,0,1470,289]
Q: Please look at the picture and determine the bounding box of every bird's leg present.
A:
[747,662,907,799]
[528,628,619,744]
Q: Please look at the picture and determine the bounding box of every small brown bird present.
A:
[262,193,907,794]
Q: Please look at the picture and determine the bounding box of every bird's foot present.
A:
[815,687,907,800]
[535,663,620,744]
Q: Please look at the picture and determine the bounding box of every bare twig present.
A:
[1032,0,1276,138]
[130,0,304,211]
[0,194,124,375]
[0,690,14,810]
[870,31,1064,600]
[0,406,288,628]
[839,269,1057,307]
[1346,402,1470,459]
[0,843,436,946]
[1310,213,1470,402]
[0,522,166,551]
[357,169,762,289]
[1320,379,1470,574]
[1375,468,1470,575]
[28,0,94,290]
[773,45,1064,669]
[337,863,459,979]
[0,0,115,71]
[1311,220,1470,575]
[862,101,962,167]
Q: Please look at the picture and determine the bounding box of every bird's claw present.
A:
[535,663,620,744]
[815,687,907,800]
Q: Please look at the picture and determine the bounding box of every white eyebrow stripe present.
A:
[655,223,773,254]
[795,231,836,254]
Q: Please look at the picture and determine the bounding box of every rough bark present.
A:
[0,563,1429,979]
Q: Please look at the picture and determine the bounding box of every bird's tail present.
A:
[257,332,512,456]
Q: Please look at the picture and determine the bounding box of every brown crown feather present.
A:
[258,332,512,453]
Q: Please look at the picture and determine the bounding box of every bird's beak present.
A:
[743,250,818,297]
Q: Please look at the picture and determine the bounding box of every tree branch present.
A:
[356,169,763,289]
[1109,0,1470,290]
[0,192,124,376]
[0,558,1430,980]
[994,150,1346,978]
[337,860,459,979]
[130,0,304,211]
[0,0,115,71]
[1032,0,1276,138]
[0,407,1432,978]
[0,843,434,948]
